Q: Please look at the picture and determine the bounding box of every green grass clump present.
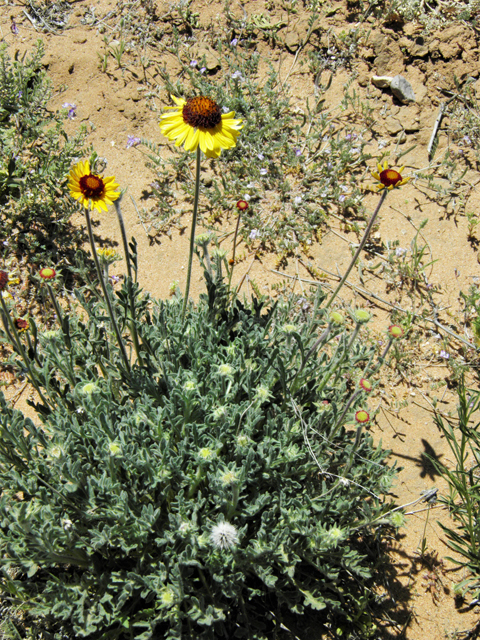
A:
[0,247,398,639]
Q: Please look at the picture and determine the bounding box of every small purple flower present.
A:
[294,148,302,157]
[62,103,77,119]
[126,135,141,149]
[230,38,238,46]
[18,91,22,99]
[222,106,229,114]
[200,67,206,74]
[395,247,407,257]
[259,168,268,176]
[190,60,198,67]
[339,195,346,203]
[10,19,19,35]
[231,70,243,81]
[249,229,259,240]
[439,350,450,359]
[463,135,472,145]
[257,153,265,160]
[345,134,352,141]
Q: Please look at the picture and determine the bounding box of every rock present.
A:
[390,75,415,103]
[284,17,310,52]
[385,116,403,135]
[439,41,461,60]
[197,46,221,71]
[356,61,370,87]
[372,75,393,89]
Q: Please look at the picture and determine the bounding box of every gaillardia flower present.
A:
[359,378,372,392]
[355,410,370,424]
[39,267,56,280]
[388,324,404,339]
[68,160,120,213]
[159,95,243,159]
[237,199,249,211]
[0,271,8,291]
[371,161,410,191]
[14,318,28,333]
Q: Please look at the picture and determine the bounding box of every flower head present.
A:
[159,95,243,159]
[355,410,370,424]
[359,378,372,392]
[371,161,410,191]
[218,363,234,377]
[126,135,141,149]
[0,271,9,291]
[81,382,99,395]
[329,311,344,325]
[68,160,120,213]
[210,522,239,549]
[354,309,371,323]
[387,324,404,339]
[39,267,56,280]
[14,318,28,333]
[236,199,249,211]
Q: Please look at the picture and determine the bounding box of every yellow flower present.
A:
[159,95,243,159]
[371,161,410,191]
[68,160,120,213]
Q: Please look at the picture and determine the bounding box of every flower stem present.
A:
[182,146,201,322]
[325,189,388,310]
[114,197,143,366]
[85,208,131,373]
[228,211,242,291]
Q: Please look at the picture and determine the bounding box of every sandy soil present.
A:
[2,0,480,637]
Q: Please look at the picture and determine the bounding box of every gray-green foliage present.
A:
[0,258,397,639]
[432,380,480,604]
[0,41,87,262]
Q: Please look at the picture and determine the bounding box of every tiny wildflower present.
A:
[371,160,410,191]
[108,442,122,456]
[10,18,19,35]
[236,199,249,211]
[210,522,239,549]
[237,434,250,447]
[339,194,346,203]
[49,445,63,459]
[294,196,302,205]
[62,518,73,530]
[160,588,176,608]
[97,248,120,263]
[329,311,344,325]
[190,59,198,67]
[354,309,371,323]
[257,153,265,160]
[126,135,141,149]
[355,410,370,424]
[14,318,28,333]
[184,380,197,391]
[255,385,272,403]
[39,267,56,280]
[294,148,302,157]
[390,511,405,528]
[259,168,268,176]
[395,247,407,257]
[220,470,238,486]
[282,324,297,334]
[359,378,372,392]
[231,70,243,81]
[213,406,226,421]
[249,229,259,240]
[195,232,211,246]
[81,382,99,395]
[62,103,77,119]
[325,526,345,546]
[218,363,234,377]
[230,38,238,46]
[200,67,207,74]
[439,350,450,359]
[198,447,214,461]
[387,324,404,339]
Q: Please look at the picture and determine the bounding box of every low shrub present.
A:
[0,243,399,638]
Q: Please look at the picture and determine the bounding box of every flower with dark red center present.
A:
[0,271,8,291]
[355,410,370,424]
[39,267,56,280]
[159,94,243,159]
[237,200,249,211]
[359,378,372,392]
[388,324,404,339]
[68,160,120,213]
[371,161,410,191]
[14,318,28,333]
